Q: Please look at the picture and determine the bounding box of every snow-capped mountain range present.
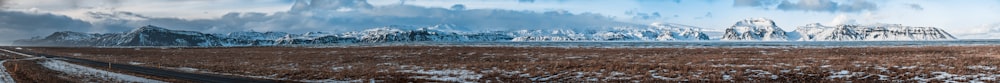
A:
[721,18,956,41]
[13,18,956,46]
[14,23,712,46]
[790,23,956,41]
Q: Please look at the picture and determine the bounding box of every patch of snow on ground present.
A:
[967,65,997,70]
[398,69,483,83]
[296,79,366,83]
[650,73,679,80]
[648,70,680,80]
[711,64,755,67]
[874,66,890,72]
[827,70,856,79]
[745,69,778,80]
[40,59,166,83]
[722,74,732,80]
[0,49,33,57]
[330,66,352,72]
[127,61,144,65]
[177,67,200,72]
[0,60,17,83]
[928,72,1000,82]
[897,65,918,69]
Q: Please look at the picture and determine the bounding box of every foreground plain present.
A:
[13,46,1000,82]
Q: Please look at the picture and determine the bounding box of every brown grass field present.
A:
[14,46,1000,82]
[0,52,77,83]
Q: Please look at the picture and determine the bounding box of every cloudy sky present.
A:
[1,0,1000,44]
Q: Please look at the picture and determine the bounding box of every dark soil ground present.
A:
[15,46,1000,82]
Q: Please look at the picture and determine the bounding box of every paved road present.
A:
[0,47,278,83]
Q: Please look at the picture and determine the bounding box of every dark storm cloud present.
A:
[0,10,92,44]
[0,0,7,8]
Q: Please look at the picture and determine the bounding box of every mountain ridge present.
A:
[14,23,713,46]
[13,18,958,46]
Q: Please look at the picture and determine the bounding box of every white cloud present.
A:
[953,23,1000,39]
[986,23,1000,32]
[3,0,290,19]
[625,10,662,20]
[734,0,879,13]
[829,14,856,25]
[776,0,878,13]
[0,0,644,44]
[733,0,781,7]
[78,0,638,34]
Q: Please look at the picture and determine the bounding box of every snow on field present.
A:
[398,69,483,83]
[967,65,997,70]
[127,62,145,65]
[0,60,17,83]
[40,59,166,83]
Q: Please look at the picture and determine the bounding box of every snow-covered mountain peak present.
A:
[650,22,703,30]
[425,24,457,30]
[11,20,960,46]
[44,31,96,40]
[722,18,788,41]
[126,25,203,36]
[302,32,334,36]
[734,18,778,28]
[804,23,824,27]
[862,23,903,27]
[223,31,289,40]
[225,31,288,36]
[833,24,858,28]
[363,27,407,33]
[650,22,686,28]
[132,25,168,32]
